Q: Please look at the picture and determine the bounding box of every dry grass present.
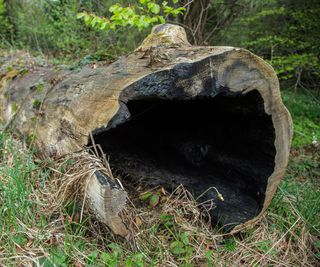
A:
[0,132,318,266]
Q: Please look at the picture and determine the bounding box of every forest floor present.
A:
[0,90,319,266]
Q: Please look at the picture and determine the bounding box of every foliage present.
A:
[0,0,12,42]
[0,0,318,90]
[3,0,144,60]
[220,0,320,88]
[4,0,92,58]
[77,0,186,32]
[282,90,320,148]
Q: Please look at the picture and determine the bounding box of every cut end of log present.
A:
[91,67,278,229]
[86,170,129,237]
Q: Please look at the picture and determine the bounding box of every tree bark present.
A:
[0,24,292,234]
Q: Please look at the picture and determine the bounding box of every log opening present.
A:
[91,87,276,228]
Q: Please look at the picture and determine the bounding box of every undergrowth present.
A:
[0,89,319,266]
[282,90,320,148]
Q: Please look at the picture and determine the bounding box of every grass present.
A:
[0,89,319,266]
[282,90,320,148]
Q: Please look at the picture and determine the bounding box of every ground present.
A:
[0,90,319,266]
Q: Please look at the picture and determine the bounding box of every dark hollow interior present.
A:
[92,90,276,229]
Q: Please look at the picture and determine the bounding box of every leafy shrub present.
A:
[0,0,12,43]
[219,0,320,89]
[4,0,145,61]
[77,0,186,32]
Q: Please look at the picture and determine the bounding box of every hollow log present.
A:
[0,24,292,234]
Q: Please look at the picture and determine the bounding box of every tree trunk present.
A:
[0,24,292,235]
[181,0,210,44]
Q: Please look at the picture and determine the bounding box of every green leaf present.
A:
[90,17,98,27]
[126,253,144,267]
[139,191,153,201]
[149,193,160,207]
[109,4,122,14]
[205,250,213,265]
[224,238,237,252]
[184,246,194,257]
[11,102,18,112]
[147,3,160,14]
[32,99,41,110]
[125,258,133,267]
[160,213,174,227]
[37,83,43,93]
[84,14,92,25]
[170,241,185,255]
[100,21,109,31]
[160,214,174,221]
[158,15,166,24]
[180,232,189,246]
[76,12,85,19]
[163,6,174,15]
[176,7,186,14]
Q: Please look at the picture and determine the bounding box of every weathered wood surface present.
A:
[0,24,292,234]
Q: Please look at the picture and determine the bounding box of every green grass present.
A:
[282,90,320,148]
[0,89,319,266]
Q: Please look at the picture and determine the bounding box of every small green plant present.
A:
[37,83,43,93]
[282,90,320,147]
[205,250,214,266]
[32,99,42,110]
[139,189,164,207]
[77,0,186,32]
[0,0,12,40]
[100,243,124,266]
[125,253,145,267]
[11,102,18,113]
[223,238,237,252]
[169,232,193,258]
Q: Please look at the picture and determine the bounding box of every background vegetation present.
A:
[0,0,319,93]
[0,0,319,266]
